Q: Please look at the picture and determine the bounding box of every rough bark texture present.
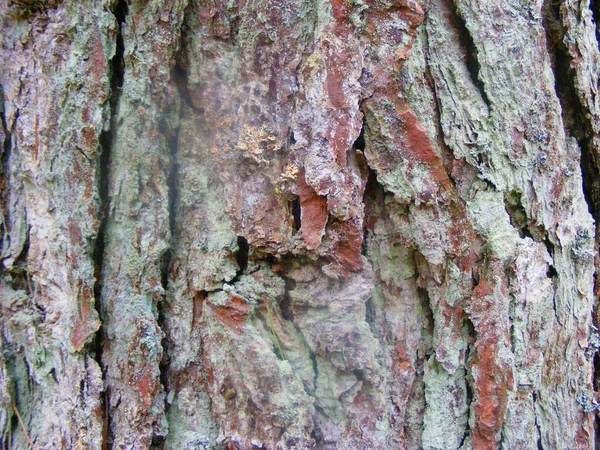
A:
[1,0,599,449]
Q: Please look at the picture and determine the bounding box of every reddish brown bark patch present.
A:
[297,169,329,250]
[468,267,514,450]
[209,292,252,335]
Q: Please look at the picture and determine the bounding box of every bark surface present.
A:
[1,0,599,449]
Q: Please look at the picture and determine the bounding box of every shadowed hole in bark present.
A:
[542,237,555,264]
[290,195,301,232]
[280,277,295,321]
[546,263,558,279]
[353,123,366,151]
[416,284,435,349]
[310,348,319,391]
[236,236,249,274]
[504,191,531,239]
[365,296,375,329]
[503,191,549,242]
[355,112,375,255]
[446,0,491,108]
[310,416,327,448]
[157,248,172,390]
[150,436,165,450]
[352,369,367,383]
[360,152,383,257]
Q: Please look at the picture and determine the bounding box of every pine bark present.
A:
[1,0,599,449]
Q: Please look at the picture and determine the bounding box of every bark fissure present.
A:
[0,84,11,262]
[460,321,475,449]
[0,84,9,158]
[94,1,128,446]
[542,0,599,223]
[590,0,600,50]
[290,196,301,232]
[235,236,249,277]
[532,391,544,450]
[446,0,491,109]
[93,0,127,299]
[154,111,181,450]
[543,0,600,413]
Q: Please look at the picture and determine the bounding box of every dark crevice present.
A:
[149,436,165,450]
[359,112,385,259]
[421,27,479,202]
[353,123,365,151]
[280,277,295,321]
[155,13,196,445]
[157,97,180,296]
[458,319,475,449]
[0,107,29,274]
[504,191,532,240]
[289,196,301,233]
[542,236,555,263]
[543,0,600,416]
[171,60,196,112]
[0,84,11,259]
[591,0,600,50]
[546,262,558,280]
[94,0,128,297]
[446,0,491,109]
[364,296,375,328]
[235,236,249,275]
[93,1,128,448]
[504,191,549,243]
[532,391,544,450]
[157,121,178,398]
[542,0,600,223]
[0,84,10,157]
[310,351,319,392]
[361,168,379,257]
[417,285,435,350]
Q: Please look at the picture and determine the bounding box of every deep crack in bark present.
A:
[94,0,128,446]
[0,83,10,259]
[543,0,600,428]
[445,0,491,109]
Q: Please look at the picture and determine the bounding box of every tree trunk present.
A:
[1,0,599,448]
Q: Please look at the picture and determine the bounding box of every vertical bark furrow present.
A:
[0,1,123,447]
[446,0,492,109]
[98,1,187,447]
[556,0,600,441]
[407,0,596,447]
[93,4,127,443]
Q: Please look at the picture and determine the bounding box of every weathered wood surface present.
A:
[0,0,599,448]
